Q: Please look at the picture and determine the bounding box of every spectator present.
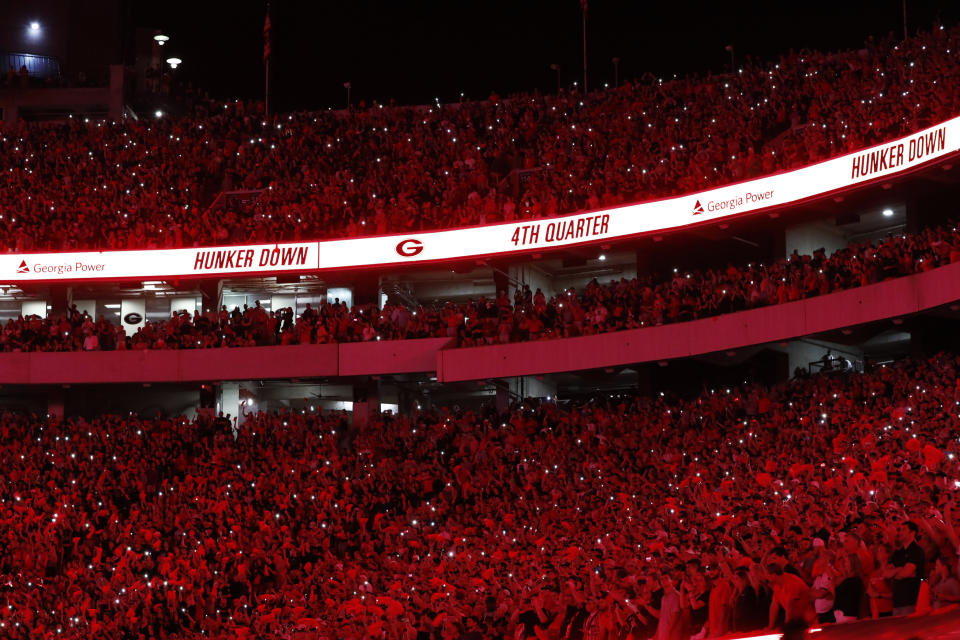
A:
[1,218,958,353]
[890,520,926,615]
[767,564,815,630]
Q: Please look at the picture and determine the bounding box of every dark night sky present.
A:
[132,0,960,112]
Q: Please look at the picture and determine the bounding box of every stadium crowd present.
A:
[3,221,957,353]
[2,352,960,638]
[1,25,959,251]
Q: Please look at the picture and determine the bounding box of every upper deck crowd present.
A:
[1,25,958,252]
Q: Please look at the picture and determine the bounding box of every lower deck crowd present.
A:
[3,353,960,637]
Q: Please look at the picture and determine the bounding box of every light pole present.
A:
[149,33,170,95]
[344,81,352,109]
[725,45,735,73]
[550,64,561,94]
[612,57,620,87]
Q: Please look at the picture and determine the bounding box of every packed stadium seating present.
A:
[3,220,955,353]
[1,25,959,251]
[6,13,960,640]
[1,352,959,638]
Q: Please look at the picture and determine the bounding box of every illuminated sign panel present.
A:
[2,118,957,283]
[1,242,319,282]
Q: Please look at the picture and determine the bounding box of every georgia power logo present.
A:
[395,238,424,257]
[692,200,704,215]
[17,260,29,274]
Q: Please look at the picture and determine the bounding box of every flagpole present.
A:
[264,2,271,119]
[581,0,588,94]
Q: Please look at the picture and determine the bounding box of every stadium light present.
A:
[166,57,182,69]
[155,110,163,119]
[28,21,41,38]
[883,208,894,217]
[154,34,169,46]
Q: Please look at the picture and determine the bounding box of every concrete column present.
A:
[47,389,65,421]
[219,382,241,430]
[397,386,417,416]
[48,286,69,319]
[351,379,380,428]
[198,279,223,314]
[491,262,511,300]
[495,385,510,414]
[120,298,146,332]
[351,273,379,307]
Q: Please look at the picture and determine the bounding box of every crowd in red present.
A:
[454,222,959,347]
[3,221,957,353]
[3,352,960,638]
[2,26,959,251]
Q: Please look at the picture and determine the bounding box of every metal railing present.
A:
[0,52,62,83]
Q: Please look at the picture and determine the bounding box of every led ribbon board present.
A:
[3,116,957,283]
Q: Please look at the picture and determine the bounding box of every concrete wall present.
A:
[338,338,452,376]
[785,221,847,259]
[0,338,450,384]
[0,344,340,385]
[21,299,46,317]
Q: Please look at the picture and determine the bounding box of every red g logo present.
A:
[395,239,424,257]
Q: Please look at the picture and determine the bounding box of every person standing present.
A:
[889,521,925,615]
[643,570,688,640]
[767,564,814,630]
